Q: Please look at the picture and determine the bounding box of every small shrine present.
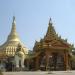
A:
[32,18,73,71]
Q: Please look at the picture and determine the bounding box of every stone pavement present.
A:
[3,71,75,75]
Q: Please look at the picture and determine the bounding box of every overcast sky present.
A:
[0,0,75,50]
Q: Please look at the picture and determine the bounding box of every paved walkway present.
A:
[3,71,75,75]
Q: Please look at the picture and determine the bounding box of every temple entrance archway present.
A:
[49,52,64,70]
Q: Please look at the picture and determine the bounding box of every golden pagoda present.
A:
[32,18,73,71]
[0,16,28,60]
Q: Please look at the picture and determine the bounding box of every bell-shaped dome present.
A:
[0,16,28,57]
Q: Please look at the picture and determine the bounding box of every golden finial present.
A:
[13,16,16,24]
[13,16,15,21]
[49,17,52,25]
[10,16,17,34]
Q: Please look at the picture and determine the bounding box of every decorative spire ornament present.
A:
[44,18,56,40]
[49,18,52,25]
[7,16,19,42]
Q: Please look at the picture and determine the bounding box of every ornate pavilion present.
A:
[31,18,74,71]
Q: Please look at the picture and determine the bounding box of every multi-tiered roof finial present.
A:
[44,18,56,40]
[49,18,52,25]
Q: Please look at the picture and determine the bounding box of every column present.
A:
[64,51,70,70]
[46,51,50,71]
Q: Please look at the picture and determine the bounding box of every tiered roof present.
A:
[33,18,72,52]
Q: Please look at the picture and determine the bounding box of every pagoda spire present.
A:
[44,18,56,40]
[11,16,16,33]
[7,16,20,42]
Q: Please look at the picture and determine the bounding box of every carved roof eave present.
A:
[33,45,71,53]
[34,37,70,46]
[33,40,71,53]
[39,45,70,50]
[32,47,71,58]
[58,38,72,47]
